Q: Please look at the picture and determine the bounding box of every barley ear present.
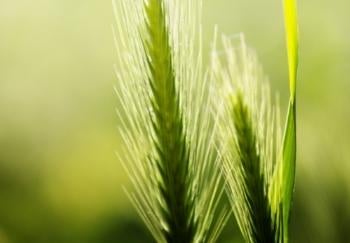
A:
[212,35,282,243]
[114,0,228,242]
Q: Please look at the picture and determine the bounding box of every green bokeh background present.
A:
[0,0,349,242]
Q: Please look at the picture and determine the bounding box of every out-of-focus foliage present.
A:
[0,0,349,242]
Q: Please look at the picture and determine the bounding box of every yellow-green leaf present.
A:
[281,0,299,241]
[283,0,299,100]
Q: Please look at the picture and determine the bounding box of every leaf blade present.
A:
[281,0,299,241]
[283,0,299,100]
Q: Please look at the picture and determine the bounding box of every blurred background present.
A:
[0,0,349,242]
